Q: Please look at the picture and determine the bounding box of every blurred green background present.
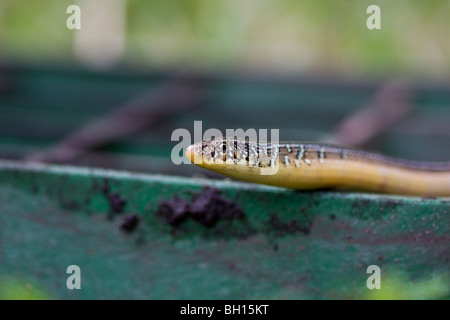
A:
[0,0,449,301]
[0,0,449,79]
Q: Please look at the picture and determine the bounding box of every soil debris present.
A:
[119,214,140,233]
[101,179,126,214]
[268,212,310,236]
[156,187,245,227]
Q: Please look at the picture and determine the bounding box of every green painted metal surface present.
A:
[1,160,449,299]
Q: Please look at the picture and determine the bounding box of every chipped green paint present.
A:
[1,160,449,299]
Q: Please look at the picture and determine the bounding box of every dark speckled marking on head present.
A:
[285,144,292,153]
[319,147,326,163]
[197,137,278,168]
[297,144,305,161]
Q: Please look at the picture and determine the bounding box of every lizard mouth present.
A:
[185,143,202,164]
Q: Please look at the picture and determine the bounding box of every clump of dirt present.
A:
[268,212,311,236]
[101,179,126,214]
[119,214,140,232]
[157,197,190,226]
[156,187,245,227]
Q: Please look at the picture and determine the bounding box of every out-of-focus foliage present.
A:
[0,0,449,76]
[365,271,449,300]
[0,276,54,300]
